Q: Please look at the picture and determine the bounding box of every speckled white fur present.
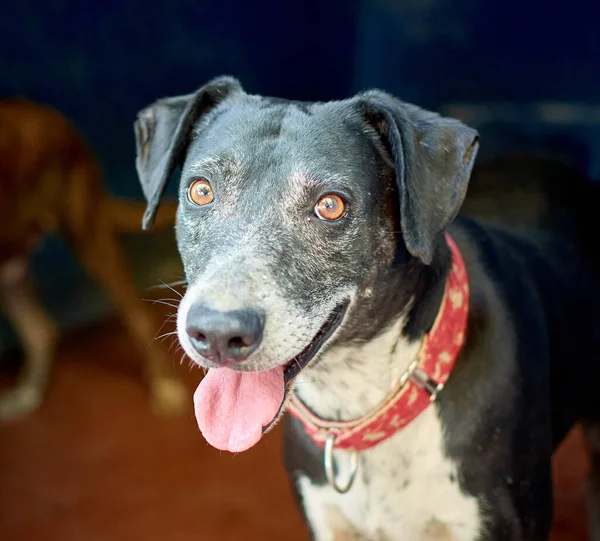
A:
[294,319,484,541]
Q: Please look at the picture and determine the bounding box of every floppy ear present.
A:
[134,76,243,229]
[357,91,479,264]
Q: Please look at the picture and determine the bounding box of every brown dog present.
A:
[0,98,186,420]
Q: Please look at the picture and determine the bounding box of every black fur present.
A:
[134,77,600,540]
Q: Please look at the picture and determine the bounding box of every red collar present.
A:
[287,233,469,453]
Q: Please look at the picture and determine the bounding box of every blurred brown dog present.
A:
[0,98,186,420]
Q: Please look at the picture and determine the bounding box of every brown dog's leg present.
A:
[106,198,179,233]
[0,258,58,420]
[66,196,187,416]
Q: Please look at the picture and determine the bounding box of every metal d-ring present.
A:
[324,432,359,494]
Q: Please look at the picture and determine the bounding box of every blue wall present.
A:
[1,0,599,343]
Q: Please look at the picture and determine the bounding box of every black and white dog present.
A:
[134,76,600,540]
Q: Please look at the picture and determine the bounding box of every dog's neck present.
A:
[294,316,423,421]
[295,243,451,422]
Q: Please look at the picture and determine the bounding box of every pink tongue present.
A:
[194,366,285,453]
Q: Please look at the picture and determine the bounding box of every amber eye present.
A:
[314,193,346,221]
[188,179,214,206]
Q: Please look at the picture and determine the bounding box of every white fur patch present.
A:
[294,321,483,540]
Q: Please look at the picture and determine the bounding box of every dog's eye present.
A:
[314,194,346,221]
[188,179,214,206]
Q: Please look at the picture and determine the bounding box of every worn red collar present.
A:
[287,233,469,453]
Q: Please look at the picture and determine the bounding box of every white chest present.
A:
[293,318,483,540]
[295,407,483,541]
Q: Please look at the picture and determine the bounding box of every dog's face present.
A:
[175,96,398,374]
[134,77,478,452]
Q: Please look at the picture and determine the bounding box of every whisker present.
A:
[170,335,185,353]
[159,280,186,298]
[179,351,188,366]
[143,298,181,309]
[156,330,178,342]
[147,279,187,294]
[152,311,177,342]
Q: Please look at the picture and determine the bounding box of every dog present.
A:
[0,98,186,420]
[133,76,600,540]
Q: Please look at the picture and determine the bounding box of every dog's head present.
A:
[134,76,478,452]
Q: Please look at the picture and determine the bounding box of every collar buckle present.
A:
[409,367,444,402]
[398,359,444,402]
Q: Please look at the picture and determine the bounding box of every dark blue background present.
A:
[1,0,599,342]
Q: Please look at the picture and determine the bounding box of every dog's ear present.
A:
[356,91,479,264]
[134,76,243,229]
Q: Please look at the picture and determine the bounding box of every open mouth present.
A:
[261,300,349,434]
[192,300,349,453]
[282,301,349,385]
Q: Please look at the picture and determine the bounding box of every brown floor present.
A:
[0,312,592,540]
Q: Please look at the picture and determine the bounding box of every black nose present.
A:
[186,305,264,364]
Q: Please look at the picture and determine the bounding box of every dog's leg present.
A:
[0,258,58,420]
[584,421,600,541]
[69,207,187,416]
